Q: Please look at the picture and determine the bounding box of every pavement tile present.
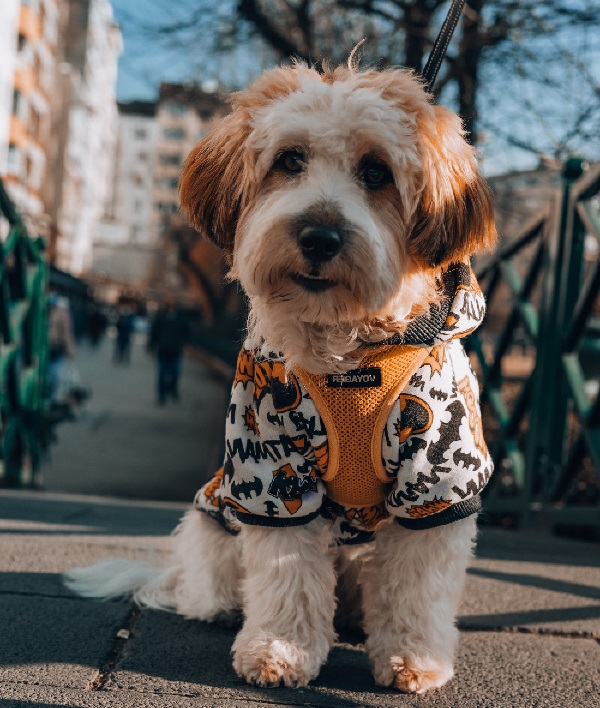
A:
[1,494,600,706]
[460,528,600,636]
[107,612,600,707]
[0,684,299,708]
[0,537,169,598]
[0,491,185,537]
[41,341,228,502]
[0,492,182,597]
[462,559,600,635]
[0,595,129,690]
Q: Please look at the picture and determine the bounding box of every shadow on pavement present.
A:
[0,494,183,537]
[468,566,600,600]
[460,604,600,629]
[474,527,600,567]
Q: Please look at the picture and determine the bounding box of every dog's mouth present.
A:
[292,273,337,293]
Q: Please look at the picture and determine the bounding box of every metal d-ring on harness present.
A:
[422,0,466,93]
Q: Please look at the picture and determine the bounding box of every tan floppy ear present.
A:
[179,110,252,253]
[409,105,497,267]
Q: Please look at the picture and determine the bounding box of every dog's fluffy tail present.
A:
[64,558,178,611]
[63,509,242,619]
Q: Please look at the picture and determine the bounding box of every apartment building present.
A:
[0,0,121,277]
[91,83,227,286]
[46,0,121,273]
[152,83,227,243]
[2,0,60,233]
[92,100,160,284]
[107,101,158,245]
[0,0,20,179]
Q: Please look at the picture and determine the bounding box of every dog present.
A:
[65,59,496,695]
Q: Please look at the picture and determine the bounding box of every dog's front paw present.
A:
[372,654,454,694]
[232,634,322,688]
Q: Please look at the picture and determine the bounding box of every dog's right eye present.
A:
[275,150,305,175]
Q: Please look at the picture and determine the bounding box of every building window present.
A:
[33,53,41,80]
[156,202,178,214]
[160,177,179,190]
[134,127,147,140]
[30,108,40,139]
[163,128,185,140]
[7,144,21,175]
[12,89,23,117]
[166,103,187,117]
[17,33,27,51]
[160,153,181,166]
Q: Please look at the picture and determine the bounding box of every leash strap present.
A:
[422,0,466,93]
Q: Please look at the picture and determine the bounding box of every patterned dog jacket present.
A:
[195,262,493,545]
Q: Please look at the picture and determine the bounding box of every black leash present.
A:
[422,0,466,93]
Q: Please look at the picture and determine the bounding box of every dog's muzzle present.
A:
[298,225,342,266]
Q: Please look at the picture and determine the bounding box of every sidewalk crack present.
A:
[88,606,140,691]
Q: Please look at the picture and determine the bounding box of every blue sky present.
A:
[110,0,600,176]
[111,0,262,100]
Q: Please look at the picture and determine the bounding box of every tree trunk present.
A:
[403,1,435,73]
[457,0,484,144]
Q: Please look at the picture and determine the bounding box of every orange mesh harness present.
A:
[295,344,429,507]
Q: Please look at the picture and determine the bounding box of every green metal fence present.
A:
[470,159,600,527]
[0,178,49,487]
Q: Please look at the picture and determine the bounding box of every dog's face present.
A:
[180,64,495,330]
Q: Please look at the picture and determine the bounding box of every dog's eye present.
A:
[275,150,305,175]
[360,161,392,189]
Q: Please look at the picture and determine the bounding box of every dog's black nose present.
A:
[298,226,342,264]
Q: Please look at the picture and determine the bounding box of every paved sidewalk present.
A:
[41,337,230,502]
[2,338,599,706]
[0,490,599,707]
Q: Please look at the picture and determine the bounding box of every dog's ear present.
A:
[179,111,252,253]
[409,105,496,267]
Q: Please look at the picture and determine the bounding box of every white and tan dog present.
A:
[66,60,496,695]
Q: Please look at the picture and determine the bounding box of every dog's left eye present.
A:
[275,150,305,175]
[359,161,392,189]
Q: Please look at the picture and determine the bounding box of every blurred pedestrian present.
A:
[88,304,107,347]
[114,307,134,364]
[47,293,75,403]
[147,296,189,405]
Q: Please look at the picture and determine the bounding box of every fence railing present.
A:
[0,178,49,486]
[470,159,600,527]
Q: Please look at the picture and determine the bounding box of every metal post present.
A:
[0,179,49,486]
[523,159,586,521]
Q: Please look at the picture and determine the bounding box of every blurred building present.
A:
[0,0,121,279]
[488,162,562,240]
[44,0,122,274]
[151,83,227,243]
[150,83,228,290]
[0,0,20,179]
[90,82,228,291]
[106,100,158,246]
[1,0,60,235]
[92,100,159,285]
[482,163,563,337]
